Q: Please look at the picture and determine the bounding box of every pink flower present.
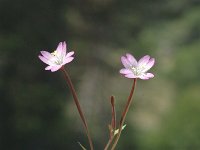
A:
[38,41,74,72]
[120,53,155,80]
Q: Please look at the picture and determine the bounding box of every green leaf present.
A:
[78,142,87,150]
[114,124,127,135]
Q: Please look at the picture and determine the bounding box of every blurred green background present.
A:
[1,0,200,149]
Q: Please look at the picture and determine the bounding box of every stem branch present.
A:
[111,79,137,150]
[104,96,116,150]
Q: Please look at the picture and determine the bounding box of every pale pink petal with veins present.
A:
[50,65,61,72]
[121,56,132,68]
[138,55,150,66]
[120,53,155,80]
[126,53,137,66]
[120,68,133,74]
[38,41,74,72]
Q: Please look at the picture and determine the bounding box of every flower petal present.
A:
[41,51,53,59]
[63,57,74,64]
[138,55,150,66]
[56,42,63,57]
[38,55,50,65]
[143,58,155,72]
[120,68,133,74]
[125,73,137,78]
[138,73,154,80]
[45,66,52,70]
[146,73,154,78]
[50,65,62,72]
[62,41,67,56]
[138,74,150,80]
[66,51,74,58]
[121,56,132,68]
[126,53,137,66]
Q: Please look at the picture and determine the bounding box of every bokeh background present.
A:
[1,0,200,149]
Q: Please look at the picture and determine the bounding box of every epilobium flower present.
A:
[120,53,155,80]
[38,41,74,72]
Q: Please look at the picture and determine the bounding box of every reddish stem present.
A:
[111,96,116,131]
[104,96,116,150]
[111,78,137,150]
[61,67,94,150]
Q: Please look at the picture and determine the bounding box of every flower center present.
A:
[131,67,142,76]
[51,50,62,65]
[51,50,57,56]
[131,65,147,76]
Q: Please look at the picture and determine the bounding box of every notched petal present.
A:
[121,56,132,68]
[138,55,150,65]
[126,53,137,66]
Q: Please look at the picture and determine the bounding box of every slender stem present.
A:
[61,67,94,150]
[111,79,137,150]
[104,135,114,150]
[110,96,116,131]
[104,96,116,150]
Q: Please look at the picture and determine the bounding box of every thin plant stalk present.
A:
[104,96,116,150]
[104,133,114,150]
[61,67,94,150]
[111,78,137,150]
[110,96,116,131]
